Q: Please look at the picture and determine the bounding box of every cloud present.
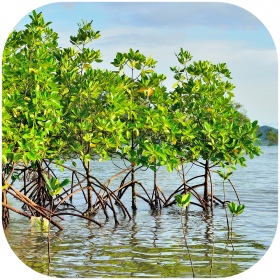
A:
[101,2,264,30]
[58,2,76,10]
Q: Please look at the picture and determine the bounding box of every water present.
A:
[4,146,278,278]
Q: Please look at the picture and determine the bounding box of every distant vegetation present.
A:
[258,126,278,146]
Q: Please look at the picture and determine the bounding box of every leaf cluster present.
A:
[228,201,245,217]
[174,193,191,209]
[43,174,70,197]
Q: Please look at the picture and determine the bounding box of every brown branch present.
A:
[3,162,17,184]
[228,179,241,204]
[7,186,63,230]
[2,203,31,219]
[104,167,131,188]
[51,212,102,227]
[155,184,167,202]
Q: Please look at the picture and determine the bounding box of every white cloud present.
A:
[102,2,263,30]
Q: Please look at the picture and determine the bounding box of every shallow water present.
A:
[4,146,278,278]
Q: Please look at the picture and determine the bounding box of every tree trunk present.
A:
[203,159,209,203]
[131,166,137,210]
[131,125,137,210]
[2,190,10,229]
[87,184,93,212]
[86,167,93,212]
[182,161,187,194]
[154,170,159,207]
[82,160,93,215]
[36,161,48,208]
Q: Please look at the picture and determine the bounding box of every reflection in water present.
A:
[130,211,139,246]
[4,146,278,278]
[202,210,214,243]
[150,209,162,248]
[4,203,273,278]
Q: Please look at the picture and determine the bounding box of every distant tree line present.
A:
[257,126,278,146]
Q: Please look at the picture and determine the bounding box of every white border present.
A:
[1,1,279,280]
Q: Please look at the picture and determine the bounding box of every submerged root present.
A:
[2,159,241,231]
[2,190,10,229]
[83,207,98,216]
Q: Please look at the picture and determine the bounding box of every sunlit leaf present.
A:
[236,204,245,216]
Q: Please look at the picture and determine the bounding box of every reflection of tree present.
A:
[151,209,162,248]
[202,210,215,277]
[7,209,267,278]
[202,210,214,243]
[130,211,139,246]
[128,211,138,278]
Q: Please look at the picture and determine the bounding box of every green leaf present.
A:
[26,151,37,161]
[174,194,183,208]
[59,165,65,172]
[2,155,7,164]
[149,165,156,172]
[217,170,226,179]
[174,193,191,208]
[181,193,191,207]
[43,174,69,197]
[59,178,70,188]
[217,169,232,180]
[228,201,237,215]
[119,68,124,76]
[83,63,92,70]
[11,174,20,181]
[53,187,64,196]
[236,204,245,215]
[43,174,51,186]
[43,174,55,196]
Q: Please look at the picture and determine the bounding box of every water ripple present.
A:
[4,146,278,278]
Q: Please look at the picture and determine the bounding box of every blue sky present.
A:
[2,1,278,128]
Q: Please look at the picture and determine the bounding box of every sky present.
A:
[1,1,278,128]
[0,1,279,280]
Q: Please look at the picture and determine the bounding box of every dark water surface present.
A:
[4,146,278,278]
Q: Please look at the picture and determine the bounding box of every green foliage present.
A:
[265,129,278,146]
[170,49,262,170]
[217,169,233,180]
[43,174,70,197]
[228,201,245,217]
[2,11,64,164]
[56,20,131,165]
[110,48,183,171]
[174,191,195,276]
[174,193,191,208]
[30,216,49,232]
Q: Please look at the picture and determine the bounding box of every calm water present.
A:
[4,146,278,278]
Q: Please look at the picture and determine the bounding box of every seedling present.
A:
[43,174,70,274]
[217,169,232,180]
[228,201,245,217]
[43,174,70,198]
[174,193,191,209]
[227,201,245,250]
[174,193,195,277]
[30,216,49,232]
